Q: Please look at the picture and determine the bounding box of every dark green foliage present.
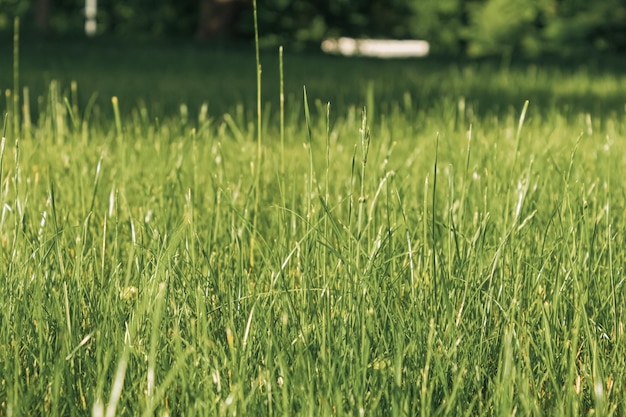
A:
[2,0,626,56]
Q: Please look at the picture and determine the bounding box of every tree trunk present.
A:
[196,0,250,40]
[35,0,51,33]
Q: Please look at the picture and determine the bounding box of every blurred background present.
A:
[1,0,625,57]
[1,0,625,124]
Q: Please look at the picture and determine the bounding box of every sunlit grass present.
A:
[1,41,626,416]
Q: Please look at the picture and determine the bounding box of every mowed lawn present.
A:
[1,39,626,416]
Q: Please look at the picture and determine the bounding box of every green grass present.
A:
[1,39,626,416]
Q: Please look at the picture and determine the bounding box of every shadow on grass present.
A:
[0,38,625,123]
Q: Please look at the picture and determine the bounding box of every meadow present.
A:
[1,37,626,416]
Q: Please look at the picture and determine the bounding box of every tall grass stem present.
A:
[12,17,19,137]
[279,46,285,175]
[251,0,262,267]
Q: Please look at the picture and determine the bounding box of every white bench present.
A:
[322,37,430,58]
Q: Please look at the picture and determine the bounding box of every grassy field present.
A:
[1,38,626,416]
